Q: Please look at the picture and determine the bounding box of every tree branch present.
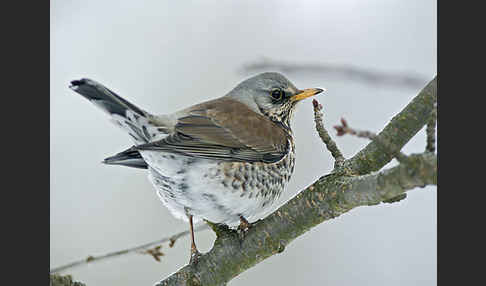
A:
[50,274,86,286]
[426,103,437,153]
[50,224,209,274]
[343,76,437,175]
[157,153,436,286]
[156,76,437,286]
[333,117,409,164]
[53,75,437,285]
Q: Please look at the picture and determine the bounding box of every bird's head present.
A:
[227,72,325,129]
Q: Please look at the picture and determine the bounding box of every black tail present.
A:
[70,78,159,145]
[70,78,164,169]
[103,146,148,169]
[70,78,147,118]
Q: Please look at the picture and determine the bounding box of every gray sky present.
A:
[51,1,436,285]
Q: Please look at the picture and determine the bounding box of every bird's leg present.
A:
[238,215,251,232]
[188,215,201,264]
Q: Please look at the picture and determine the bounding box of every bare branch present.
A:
[54,76,438,285]
[50,224,209,274]
[140,245,165,262]
[312,99,345,167]
[334,118,409,164]
[157,153,436,286]
[156,77,437,286]
[426,103,437,153]
[50,274,86,286]
[240,58,428,90]
[345,76,437,175]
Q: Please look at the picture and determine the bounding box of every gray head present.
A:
[227,72,324,128]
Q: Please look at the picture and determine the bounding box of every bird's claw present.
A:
[237,216,252,239]
[189,249,202,265]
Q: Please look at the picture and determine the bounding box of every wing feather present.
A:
[136,98,290,163]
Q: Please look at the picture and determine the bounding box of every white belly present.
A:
[141,151,285,226]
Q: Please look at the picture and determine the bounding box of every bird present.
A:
[69,72,324,263]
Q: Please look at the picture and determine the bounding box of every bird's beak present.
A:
[291,88,326,102]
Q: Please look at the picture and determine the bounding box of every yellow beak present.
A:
[291,88,325,101]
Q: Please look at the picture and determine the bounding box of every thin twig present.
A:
[312,99,345,168]
[50,224,209,274]
[334,118,409,163]
[426,103,437,153]
[140,245,165,262]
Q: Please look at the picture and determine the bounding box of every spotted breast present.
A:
[70,72,324,262]
[143,137,295,226]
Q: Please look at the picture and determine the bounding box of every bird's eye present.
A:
[270,88,284,100]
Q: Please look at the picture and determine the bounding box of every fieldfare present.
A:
[70,72,324,263]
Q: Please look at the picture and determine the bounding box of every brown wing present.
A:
[135,97,290,163]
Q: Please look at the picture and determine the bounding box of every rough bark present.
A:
[157,154,436,286]
[344,76,437,175]
[50,274,86,286]
[156,76,437,286]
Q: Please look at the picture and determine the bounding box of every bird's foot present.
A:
[189,248,202,265]
[237,216,252,239]
[238,216,251,232]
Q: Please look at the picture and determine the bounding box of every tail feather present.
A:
[70,78,170,169]
[70,79,146,118]
[103,147,148,169]
[70,78,161,145]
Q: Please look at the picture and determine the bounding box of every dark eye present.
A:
[270,88,284,100]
